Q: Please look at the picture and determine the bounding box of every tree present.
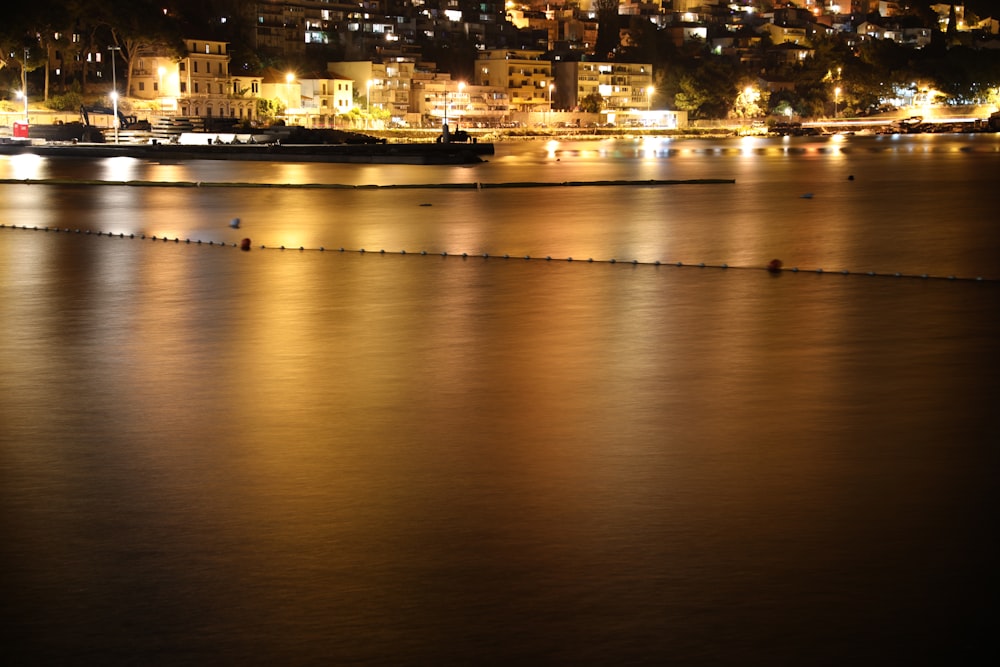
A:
[579,92,604,114]
[593,0,620,60]
[673,59,738,119]
[98,0,184,97]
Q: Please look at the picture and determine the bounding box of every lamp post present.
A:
[457,81,465,126]
[647,85,654,112]
[834,86,841,119]
[19,48,29,123]
[108,46,121,143]
[366,80,372,129]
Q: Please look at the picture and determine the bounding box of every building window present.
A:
[139,82,145,91]
[194,82,200,93]
[180,82,187,93]
[194,61,199,73]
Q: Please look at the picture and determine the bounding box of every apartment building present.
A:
[552,61,654,113]
[296,74,356,124]
[130,39,259,122]
[475,50,553,113]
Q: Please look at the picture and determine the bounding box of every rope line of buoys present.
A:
[0,177,735,190]
[1,224,994,282]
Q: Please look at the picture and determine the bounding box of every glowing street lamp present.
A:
[16,90,28,122]
[834,86,842,118]
[647,85,655,112]
[108,46,121,143]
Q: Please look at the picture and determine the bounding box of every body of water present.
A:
[1,135,998,665]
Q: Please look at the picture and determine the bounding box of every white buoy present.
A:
[230,218,241,229]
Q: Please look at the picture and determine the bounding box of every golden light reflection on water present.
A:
[1,204,998,664]
[96,156,142,182]
[7,153,44,180]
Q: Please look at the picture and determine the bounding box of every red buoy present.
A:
[240,238,251,251]
[767,258,783,273]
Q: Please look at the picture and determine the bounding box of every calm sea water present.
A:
[2,135,998,665]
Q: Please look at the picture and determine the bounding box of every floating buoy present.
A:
[847,174,855,181]
[230,217,241,229]
[800,193,814,199]
[767,258,783,273]
[240,238,251,251]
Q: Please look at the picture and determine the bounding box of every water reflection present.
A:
[2,133,1000,666]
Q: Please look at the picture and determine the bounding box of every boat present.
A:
[0,126,494,165]
[0,137,494,165]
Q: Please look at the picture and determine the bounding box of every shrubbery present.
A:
[46,91,84,112]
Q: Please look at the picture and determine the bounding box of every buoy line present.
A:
[1,224,994,282]
[0,177,735,190]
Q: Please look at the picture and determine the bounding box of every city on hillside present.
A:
[2,1,1000,134]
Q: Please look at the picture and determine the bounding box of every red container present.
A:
[13,121,29,138]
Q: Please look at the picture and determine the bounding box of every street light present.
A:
[16,90,28,122]
[19,48,29,123]
[108,46,121,143]
[647,85,655,112]
[366,80,372,129]
[834,86,842,119]
[457,81,465,126]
